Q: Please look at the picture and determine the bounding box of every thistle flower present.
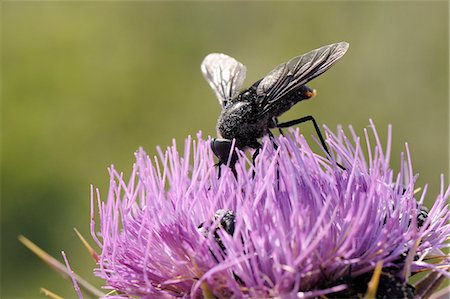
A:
[91,120,449,298]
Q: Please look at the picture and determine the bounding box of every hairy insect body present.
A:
[217,85,315,149]
[218,93,268,149]
[201,42,349,167]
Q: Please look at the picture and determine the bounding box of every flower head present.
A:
[91,121,449,298]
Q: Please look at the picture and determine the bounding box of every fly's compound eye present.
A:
[211,138,238,166]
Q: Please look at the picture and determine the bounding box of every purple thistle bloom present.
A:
[91,120,449,298]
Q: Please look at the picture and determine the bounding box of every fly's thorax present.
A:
[217,101,254,137]
[217,100,268,148]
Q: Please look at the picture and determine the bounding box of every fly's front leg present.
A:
[248,141,262,179]
[267,130,279,150]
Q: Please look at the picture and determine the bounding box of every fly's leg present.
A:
[267,130,278,149]
[252,147,260,167]
[249,141,262,179]
[216,161,222,179]
[273,117,284,136]
[267,130,281,188]
[215,161,237,179]
[276,115,346,170]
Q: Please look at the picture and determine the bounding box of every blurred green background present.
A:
[2,2,448,298]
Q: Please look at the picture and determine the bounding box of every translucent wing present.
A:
[201,53,247,107]
[256,42,349,115]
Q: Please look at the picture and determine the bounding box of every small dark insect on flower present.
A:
[201,42,349,170]
[198,209,236,252]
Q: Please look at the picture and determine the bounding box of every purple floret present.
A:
[91,120,449,298]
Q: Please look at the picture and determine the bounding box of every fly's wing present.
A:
[256,42,349,115]
[201,53,247,107]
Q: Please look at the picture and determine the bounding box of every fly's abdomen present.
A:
[271,85,316,117]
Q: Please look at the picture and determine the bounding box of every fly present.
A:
[201,42,349,174]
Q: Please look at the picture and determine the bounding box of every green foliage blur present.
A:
[2,2,448,298]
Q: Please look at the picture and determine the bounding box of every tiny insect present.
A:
[201,42,349,172]
[198,209,236,253]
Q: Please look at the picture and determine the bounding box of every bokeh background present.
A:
[2,2,448,298]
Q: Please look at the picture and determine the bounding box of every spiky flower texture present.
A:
[90,121,449,298]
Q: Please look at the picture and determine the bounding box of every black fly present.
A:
[201,42,349,173]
